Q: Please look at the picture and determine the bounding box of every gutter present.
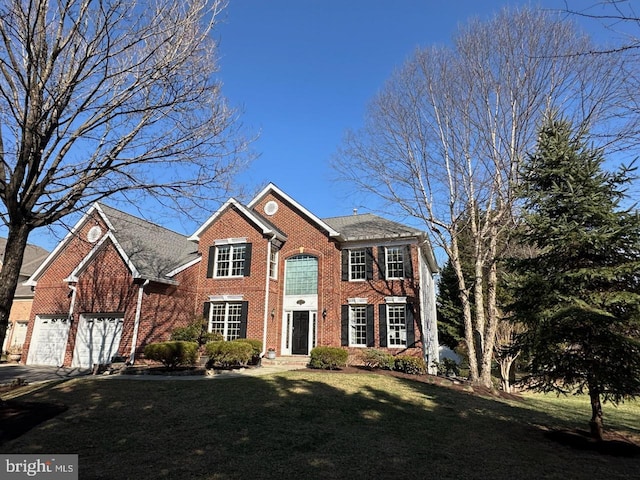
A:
[129,279,150,364]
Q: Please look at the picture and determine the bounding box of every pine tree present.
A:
[511,114,640,441]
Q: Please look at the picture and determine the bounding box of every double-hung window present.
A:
[208,302,243,340]
[385,246,405,279]
[349,249,366,281]
[379,299,414,348]
[341,247,373,281]
[386,304,407,347]
[207,241,252,278]
[349,305,367,347]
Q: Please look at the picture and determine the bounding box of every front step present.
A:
[261,355,310,368]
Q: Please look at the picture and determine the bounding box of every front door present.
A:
[291,311,309,355]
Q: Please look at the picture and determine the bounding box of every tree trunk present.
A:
[589,386,604,442]
[0,223,32,351]
[499,358,511,393]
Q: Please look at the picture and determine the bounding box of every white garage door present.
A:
[72,315,124,368]
[26,316,71,366]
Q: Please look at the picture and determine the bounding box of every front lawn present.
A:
[2,371,639,479]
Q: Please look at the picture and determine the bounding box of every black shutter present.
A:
[403,245,413,278]
[239,301,249,338]
[206,246,216,278]
[365,248,374,280]
[379,304,387,347]
[366,304,375,347]
[341,305,349,346]
[341,250,349,281]
[405,304,415,347]
[202,302,211,322]
[378,246,386,280]
[243,243,252,277]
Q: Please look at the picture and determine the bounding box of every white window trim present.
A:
[348,297,368,305]
[214,237,248,245]
[269,246,279,280]
[385,246,405,280]
[209,294,244,302]
[207,301,243,341]
[214,243,246,278]
[385,296,407,304]
[349,304,367,348]
[348,248,367,282]
[386,303,407,347]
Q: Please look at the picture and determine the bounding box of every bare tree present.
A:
[334,7,631,387]
[0,0,251,351]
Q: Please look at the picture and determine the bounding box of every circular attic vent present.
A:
[87,225,103,243]
[264,200,279,216]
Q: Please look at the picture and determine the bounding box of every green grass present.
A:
[3,371,639,479]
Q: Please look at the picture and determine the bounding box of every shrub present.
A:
[170,317,224,346]
[432,358,460,377]
[236,338,263,365]
[205,341,254,368]
[143,341,198,369]
[309,346,348,370]
[360,349,395,370]
[394,355,427,375]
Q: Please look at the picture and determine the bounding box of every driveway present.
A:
[0,363,90,385]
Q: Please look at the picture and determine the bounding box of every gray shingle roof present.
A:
[99,204,199,282]
[323,213,424,242]
[0,238,49,298]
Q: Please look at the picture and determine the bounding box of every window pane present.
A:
[350,305,367,346]
[387,305,406,346]
[215,245,231,277]
[285,255,318,295]
[208,302,243,341]
[349,249,366,280]
[231,245,246,276]
[210,303,227,335]
[386,247,404,279]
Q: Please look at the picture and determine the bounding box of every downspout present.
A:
[261,235,276,357]
[129,279,150,364]
[68,284,77,320]
[66,284,77,367]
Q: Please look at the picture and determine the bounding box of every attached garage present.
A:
[72,314,124,368]
[26,316,71,366]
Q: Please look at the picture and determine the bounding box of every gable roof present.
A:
[248,183,340,238]
[98,204,200,283]
[188,198,288,242]
[27,203,200,286]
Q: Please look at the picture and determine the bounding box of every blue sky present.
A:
[28,0,613,250]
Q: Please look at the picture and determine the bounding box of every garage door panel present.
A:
[26,316,71,366]
[72,315,123,368]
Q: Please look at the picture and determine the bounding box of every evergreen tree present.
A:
[511,114,640,440]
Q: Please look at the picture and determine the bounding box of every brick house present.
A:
[23,184,439,371]
[0,239,49,353]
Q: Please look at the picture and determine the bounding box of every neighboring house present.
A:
[23,184,439,371]
[0,239,49,353]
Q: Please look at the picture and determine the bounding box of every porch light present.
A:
[322,308,327,319]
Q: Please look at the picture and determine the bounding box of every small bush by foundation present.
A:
[394,355,427,375]
[205,341,254,368]
[309,347,348,370]
[360,349,395,370]
[143,341,198,369]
